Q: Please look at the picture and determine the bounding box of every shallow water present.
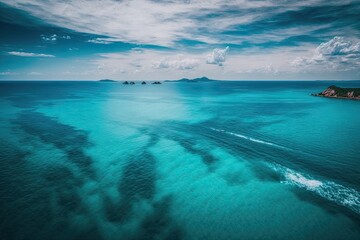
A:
[1,80,360,240]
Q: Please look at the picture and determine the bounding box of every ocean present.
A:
[1,80,360,240]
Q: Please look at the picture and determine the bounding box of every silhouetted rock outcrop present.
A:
[152,81,162,84]
[123,81,129,85]
[141,81,146,85]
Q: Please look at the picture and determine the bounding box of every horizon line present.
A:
[1,79,360,82]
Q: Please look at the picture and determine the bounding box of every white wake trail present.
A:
[210,127,289,150]
[271,163,360,215]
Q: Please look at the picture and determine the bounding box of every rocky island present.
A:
[312,85,360,100]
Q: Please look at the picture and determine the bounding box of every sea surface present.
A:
[1,80,360,240]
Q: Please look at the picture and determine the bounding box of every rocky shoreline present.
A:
[312,85,360,100]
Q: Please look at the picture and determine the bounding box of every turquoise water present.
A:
[1,80,360,240]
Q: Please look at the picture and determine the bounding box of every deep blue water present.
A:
[1,80,360,240]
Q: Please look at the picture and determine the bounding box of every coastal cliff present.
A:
[312,85,360,100]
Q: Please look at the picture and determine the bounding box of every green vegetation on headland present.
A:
[312,85,360,100]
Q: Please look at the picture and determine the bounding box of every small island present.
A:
[123,81,136,84]
[165,76,215,83]
[99,79,117,82]
[312,85,360,100]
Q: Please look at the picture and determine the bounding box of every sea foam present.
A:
[270,163,360,215]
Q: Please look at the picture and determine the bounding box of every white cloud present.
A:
[243,64,279,74]
[131,47,145,54]
[91,47,301,79]
[292,37,360,71]
[28,71,43,75]
[316,36,360,56]
[92,49,205,77]
[87,38,114,44]
[41,34,57,41]
[153,57,199,70]
[0,71,17,75]
[206,46,229,66]
[41,34,72,41]
[17,43,355,80]
[8,51,55,57]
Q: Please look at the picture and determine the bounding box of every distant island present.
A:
[165,77,215,83]
[312,85,360,100]
[122,81,160,85]
[99,79,117,82]
[99,78,213,83]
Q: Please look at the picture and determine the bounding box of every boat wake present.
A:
[210,127,360,214]
[270,163,360,215]
[210,128,289,150]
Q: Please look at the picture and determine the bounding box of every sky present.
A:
[0,0,360,80]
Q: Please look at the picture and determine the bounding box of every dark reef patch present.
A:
[177,139,217,168]
[155,124,219,171]
[221,170,250,186]
[44,166,84,214]
[0,140,99,239]
[0,142,52,240]
[66,149,94,176]
[119,151,156,200]
[105,151,157,223]
[135,195,184,240]
[12,110,95,178]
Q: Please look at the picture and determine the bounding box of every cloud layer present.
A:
[1,0,359,80]
[2,0,360,47]
[8,51,55,57]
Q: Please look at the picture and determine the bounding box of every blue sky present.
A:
[0,0,359,80]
